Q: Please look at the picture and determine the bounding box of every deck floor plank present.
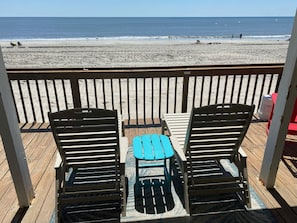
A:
[1,121,297,222]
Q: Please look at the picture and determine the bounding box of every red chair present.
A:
[267,93,297,135]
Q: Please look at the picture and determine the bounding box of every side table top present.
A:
[133,134,174,160]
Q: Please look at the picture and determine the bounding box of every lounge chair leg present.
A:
[164,158,172,192]
[136,158,139,183]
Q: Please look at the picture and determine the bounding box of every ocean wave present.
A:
[0,34,291,42]
[244,34,291,40]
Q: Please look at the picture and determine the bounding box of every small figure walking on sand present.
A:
[239,33,243,39]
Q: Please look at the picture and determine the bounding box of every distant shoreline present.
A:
[0,37,290,48]
[0,34,291,45]
[1,38,289,69]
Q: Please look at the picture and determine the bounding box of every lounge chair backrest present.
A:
[184,104,254,161]
[49,108,120,186]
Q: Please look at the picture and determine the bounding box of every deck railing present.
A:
[7,64,283,128]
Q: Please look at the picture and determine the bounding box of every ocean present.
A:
[0,17,294,41]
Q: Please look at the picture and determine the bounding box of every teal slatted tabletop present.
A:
[133,134,174,185]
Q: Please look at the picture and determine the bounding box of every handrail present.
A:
[7,63,284,128]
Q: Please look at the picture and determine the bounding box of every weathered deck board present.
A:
[241,121,297,223]
[0,121,297,222]
[0,132,57,222]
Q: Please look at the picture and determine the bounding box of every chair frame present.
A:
[169,104,254,214]
[49,108,128,222]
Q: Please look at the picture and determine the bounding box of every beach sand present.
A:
[0,39,289,68]
[0,39,288,123]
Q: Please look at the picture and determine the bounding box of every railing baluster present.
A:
[62,80,68,110]
[159,77,162,120]
[151,78,154,124]
[17,80,28,123]
[102,79,107,110]
[237,75,244,104]
[192,76,197,108]
[182,72,190,112]
[166,77,170,113]
[135,78,138,126]
[275,73,282,92]
[84,79,90,108]
[223,75,228,104]
[111,79,115,110]
[200,76,205,107]
[45,80,51,113]
[26,80,36,122]
[10,80,20,123]
[53,80,60,111]
[244,74,251,104]
[119,79,123,115]
[35,80,45,122]
[208,76,213,105]
[143,78,146,125]
[127,78,130,126]
[174,77,178,112]
[251,75,259,105]
[215,76,221,104]
[257,74,267,108]
[230,75,236,103]
[94,79,98,108]
[267,74,274,94]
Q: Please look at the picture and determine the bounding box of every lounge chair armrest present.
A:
[238,147,247,158]
[170,135,186,162]
[119,136,128,217]
[54,152,62,169]
[120,137,129,164]
[234,147,248,172]
[54,152,66,192]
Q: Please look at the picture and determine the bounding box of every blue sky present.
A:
[1,0,296,17]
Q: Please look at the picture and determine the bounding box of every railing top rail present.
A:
[7,63,284,80]
[6,63,284,71]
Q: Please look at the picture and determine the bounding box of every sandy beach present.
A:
[0,38,288,123]
[0,39,289,68]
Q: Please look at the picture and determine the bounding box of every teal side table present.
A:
[133,134,174,185]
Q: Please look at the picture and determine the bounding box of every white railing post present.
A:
[260,11,297,188]
[0,47,34,206]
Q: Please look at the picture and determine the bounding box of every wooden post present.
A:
[259,12,297,188]
[182,71,190,113]
[70,78,81,108]
[0,47,34,206]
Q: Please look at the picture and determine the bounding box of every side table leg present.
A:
[136,158,139,183]
[164,158,172,193]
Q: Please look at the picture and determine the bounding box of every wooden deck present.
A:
[0,121,297,222]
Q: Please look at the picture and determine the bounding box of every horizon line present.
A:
[0,16,294,18]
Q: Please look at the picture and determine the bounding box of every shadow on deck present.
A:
[1,121,297,222]
[121,145,276,223]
